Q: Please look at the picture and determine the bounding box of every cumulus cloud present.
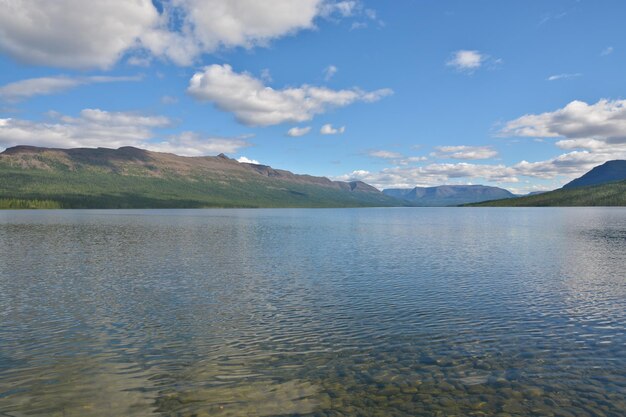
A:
[236,156,260,164]
[188,64,392,126]
[0,0,363,69]
[0,0,159,69]
[433,145,498,160]
[324,65,338,81]
[369,150,403,159]
[0,110,250,156]
[287,126,312,137]
[335,162,519,189]
[72,109,170,128]
[446,50,502,73]
[337,98,626,191]
[504,150,626,187]
[492,98,626,181]
[403,156,428,163]
[0,75,141,101]
[446,50,484,71]
[320,124,346,135]
[547,73,581,81]
[0,111,165,149]
[127,56,152,67]
[500,99,626,146]
[143,0,326,66]
[368,150,427,166]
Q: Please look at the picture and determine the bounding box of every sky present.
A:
[1,0,625,193]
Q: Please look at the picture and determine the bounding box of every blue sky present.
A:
[1,0,625,193]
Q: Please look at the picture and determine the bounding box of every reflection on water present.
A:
[0,208,625,416]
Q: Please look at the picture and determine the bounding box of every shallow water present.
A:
[0,208,625,416]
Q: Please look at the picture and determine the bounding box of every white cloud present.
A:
[126,56,152,67]
[321,1,358,17]
[0,0,159,69]
[346,150,625,189]
[547,73,581,81]
[0,110,250,156]
[0,110,168,149]
[324,65,338,81]
[188,64,392,126]
[0,0,362,69]
[601,46,614,56]
[494,98,626,180]
[320,124,346,135]
[150,0,324,65]
[367,150,427,166]
[287,126,312,137]
[500,99,626,145]
[337,98,626,190]
[369,150,403,159]
[0,75,141,101]
[73,109,170,128]
[335,162,519,189]
[446,50,485,71]
[510,151,608,179]
[403,156,428,163]
[237,156,260,164]
[433,145,498,160]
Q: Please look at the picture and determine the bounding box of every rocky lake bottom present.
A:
[0,208,624,416]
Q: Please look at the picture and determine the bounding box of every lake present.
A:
[0,208,625,416]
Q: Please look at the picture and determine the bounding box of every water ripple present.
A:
[0,208,625,416]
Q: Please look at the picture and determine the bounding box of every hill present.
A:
[0,146,403,209]
[383,185,515,206]
[467,180,626,207]
[562,160,626,189]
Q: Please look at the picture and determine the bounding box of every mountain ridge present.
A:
[0,145,401,208]
[562,160,626,189]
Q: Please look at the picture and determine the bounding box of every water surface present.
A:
[1,208,625,416]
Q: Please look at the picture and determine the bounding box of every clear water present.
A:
[0,208,625,417]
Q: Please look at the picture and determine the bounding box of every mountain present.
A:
[562,160,626,189]
[383,185,515,206]
[467,180,626,207]
[0,146,404,209]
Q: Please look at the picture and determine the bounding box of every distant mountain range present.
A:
[470,160,626,207]
[383,185,515,206]
[0,146,402,209]
[2,146,623,209]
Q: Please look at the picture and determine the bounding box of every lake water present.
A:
[0,208,625,417]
